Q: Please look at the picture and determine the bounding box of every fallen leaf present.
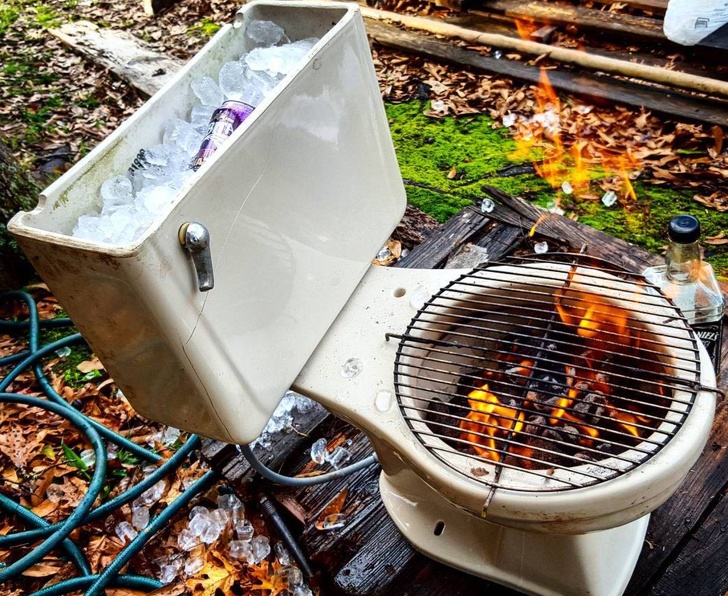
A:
[77,358,104,374]
[21,563,61,577]
[447,165,457,179]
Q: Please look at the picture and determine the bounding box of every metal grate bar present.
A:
[394,340,695,409]
[402,404,649,466]
[393,254,700,493]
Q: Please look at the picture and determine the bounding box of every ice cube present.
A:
[502,113,516,127]
[250,535,271,563]
[189,505,209,520]
[480,198,495,213]
[79,449,95,467]
[275,542,292,566]
[601,190,618,207]
[100,175,133,212]
[161,426,181,446]
[137,184,177,215]
[274,566,304,588]
[534,241,549,254]
[244,38,317,77]
[340,358,363,378]
[184,556,204,576]
[318,512,347,531]
[217,493,243,513]
[139,480,166,507]
[294,587,314,596]
[191,76,224,107]
[115,521,138,543]
[73,214,105,242]
[158,562,179,584]
[132,506,150,531]
[561,181,573,195]
[190,103,216,134]
[245,20,286,47]
[235,519,255,541]
[229,539,254,561]
[177,527,198,551]
[218,61,248,101]
[46,484,64,503]
[326,447,351,470]
[163,118,203,156]
[310,438,327,465]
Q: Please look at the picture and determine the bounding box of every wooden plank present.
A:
[443,12,728,82]
[625,358,728,594]
[645,462,728,595]
[474,0,666,40]
[48,20,184,97]
[397,206,492,269]
[365,19,728,127]
[597,0,668,13]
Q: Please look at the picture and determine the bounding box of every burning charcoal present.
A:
[573,452,595,463]
[573,392,607,416]
[426,398,466,441]
[524,415,547,435]
[561,426,580,442]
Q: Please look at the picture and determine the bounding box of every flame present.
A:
[509,60,642,202]
[460,384,525,462]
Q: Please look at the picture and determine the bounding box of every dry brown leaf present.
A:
[31,499,59,518]
[76,358,105,374]
[21,563,61,577]
[447,165,457,179]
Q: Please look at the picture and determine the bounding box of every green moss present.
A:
[385,100,728,276]
[189,18,221,39]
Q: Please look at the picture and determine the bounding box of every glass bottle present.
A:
[643,214,725,372]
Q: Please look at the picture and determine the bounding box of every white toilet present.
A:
[9,3,716,595]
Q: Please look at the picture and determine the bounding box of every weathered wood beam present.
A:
[360,7,728,97]
[48,20,184,97]
[365,19,728,126]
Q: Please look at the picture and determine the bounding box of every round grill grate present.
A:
[393,253,703,492]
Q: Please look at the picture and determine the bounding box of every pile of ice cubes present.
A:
[72,20,318,245]
[252,390,321,450]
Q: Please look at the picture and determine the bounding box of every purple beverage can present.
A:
[190,100,255,171]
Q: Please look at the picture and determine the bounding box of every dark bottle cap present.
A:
[667,215,700,244]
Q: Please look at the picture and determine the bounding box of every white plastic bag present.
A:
[663,0,728,45]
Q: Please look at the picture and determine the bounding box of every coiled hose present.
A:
[0,290,379,595]
[0,291,218,595]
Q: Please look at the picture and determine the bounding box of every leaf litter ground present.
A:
[0,0,727,593]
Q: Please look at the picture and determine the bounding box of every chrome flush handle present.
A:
[179,222,214,292]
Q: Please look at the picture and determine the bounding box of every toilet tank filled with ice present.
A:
[8,0,407,444]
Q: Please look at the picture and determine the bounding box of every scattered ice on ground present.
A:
[601,190,618,207]
[115,521,138,543]
[534,241,549,254]
[310,437,328,465]
[501,113,516,128]
[481,198,495,213]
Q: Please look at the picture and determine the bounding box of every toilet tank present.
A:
[8,1,406,444]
